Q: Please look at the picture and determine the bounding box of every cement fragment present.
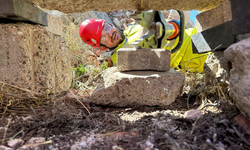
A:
[90,67,185,107]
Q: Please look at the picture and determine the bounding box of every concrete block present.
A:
[46,13,63,36]
[0,23,72,96]
[91,67,185,107]
[196,0,232,32]
[117,48,171,71]
[0,0,47,25]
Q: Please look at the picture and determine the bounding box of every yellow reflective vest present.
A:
[110,25,208,73]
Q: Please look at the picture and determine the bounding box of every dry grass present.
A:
[0,82,50,116]
[181,66,235,114]
[62,18,92,66]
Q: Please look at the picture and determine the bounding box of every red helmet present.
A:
[79,19,105,48]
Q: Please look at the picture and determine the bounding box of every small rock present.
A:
[234,114,250,131]
[0,145,13,150]
[17,137,46,150]
[70,141,88,150]
[184,109,203,120]
[140,140,154,150]
[8,139,24,149]
[26,137,45,145]
[112,145,124,150]
[140,134,156,150]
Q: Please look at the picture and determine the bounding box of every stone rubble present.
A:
[224,37,250,120]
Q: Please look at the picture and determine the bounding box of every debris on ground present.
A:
[0,67,249,149]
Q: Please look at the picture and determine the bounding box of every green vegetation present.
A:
[62,17,108,94]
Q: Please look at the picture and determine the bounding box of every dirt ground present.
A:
[0,61,249,150]
[0,85,250,150]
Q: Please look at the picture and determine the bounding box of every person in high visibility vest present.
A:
[79,14,208,72]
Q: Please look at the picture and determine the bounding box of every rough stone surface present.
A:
[196,0,231,32]
[0,23,72,96]
[0,145,13,150]
[117,48,171,71]
[203,51,229,86]
[0,0,47,25]
[25,0,222,13]
[90,67,185,107]
[8,139,24,149]
[224,37,250,120]
[46,13,63,36]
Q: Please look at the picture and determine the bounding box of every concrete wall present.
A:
[0,23,72,96]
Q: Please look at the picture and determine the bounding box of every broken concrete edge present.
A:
[14,0,48,25]
[196,0,232,32]
[46,13,63,36]
[90,67,185,107]
[0,0,64,36]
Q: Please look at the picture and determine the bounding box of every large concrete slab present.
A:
[90,67,185,107]
[0,0,47,25]
[117,48,171,71]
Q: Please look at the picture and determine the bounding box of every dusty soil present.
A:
[0,90,249,150]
